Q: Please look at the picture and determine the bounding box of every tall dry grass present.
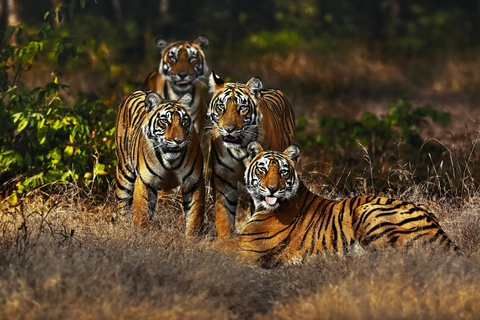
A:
[1,168,480,320]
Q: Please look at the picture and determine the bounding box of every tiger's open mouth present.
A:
[174,80,191,86]
[265,196,278,206]
[165,146,182,153]
[223,135,241,144]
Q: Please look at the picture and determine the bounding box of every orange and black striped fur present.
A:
[238,142,458,266]
[115,91,205,236]
[208,71,295,238]
[144,36,209,135]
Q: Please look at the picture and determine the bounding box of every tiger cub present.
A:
[115,91,205,236]
[144,36,209,135]
[208,71,295,238]
[237,142,458,266]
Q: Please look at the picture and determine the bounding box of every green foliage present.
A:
[0,1,115,201]
[297,99,451,162]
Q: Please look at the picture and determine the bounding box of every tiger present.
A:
[115,90,206,236]
[143,36,209,135]
[207,71,295,238]
[237,142,459,267]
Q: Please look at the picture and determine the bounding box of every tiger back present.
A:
[115,91,205,236]
[237,142,458,266]
[208,71,295,238]
[143,36,209,135]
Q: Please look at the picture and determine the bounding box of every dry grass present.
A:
[1,176,480,320]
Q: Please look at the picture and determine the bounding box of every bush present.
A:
[296,99,454,191]
[0,3,116,202]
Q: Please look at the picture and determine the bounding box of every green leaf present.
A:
[37,117,45,129]
[64,145,74,157]
[17,118,29,132]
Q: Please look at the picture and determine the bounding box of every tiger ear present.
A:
[247,141,263,162]
[284,145,300,162]
[178,93,193,107]
[156,38,168,51]
[193,35,209,51]
[246,76,263,98]
[145,92,162,112]
[209,70,225,93]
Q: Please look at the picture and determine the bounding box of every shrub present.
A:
[0,2,116,202]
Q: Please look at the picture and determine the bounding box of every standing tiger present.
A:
[115,91,205,236]
[143,36,209,135]
[208,71,295,238]
[237,142,458,266]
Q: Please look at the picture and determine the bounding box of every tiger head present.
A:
[208,71,263,149]
[244,142,301,211]
[157,36,209,94]
[142,92,193,161]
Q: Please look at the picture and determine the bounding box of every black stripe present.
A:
[138,173,157,195]
[182,146,200,183]
[213,145,235,173]
[212,167,237,191]
[182,176,202,196]
[145,156,163,181]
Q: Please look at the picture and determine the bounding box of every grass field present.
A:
[1,174,480,319]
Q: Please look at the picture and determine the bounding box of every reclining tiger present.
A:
[115,91,205,236]
[143,36,209,136]
[235,142,459,266]
[208,71,295,238]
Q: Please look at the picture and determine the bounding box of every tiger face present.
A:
[245,142,300,210]
[208,71,263,149]
[157,36,209,94]
[142,92,193,161]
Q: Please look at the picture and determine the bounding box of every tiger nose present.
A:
[267,186,279,194]
[174,138,184,144]
[225,126,235,133]
[177,72,188,79]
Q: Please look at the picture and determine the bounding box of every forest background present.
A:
[1,0,480,199]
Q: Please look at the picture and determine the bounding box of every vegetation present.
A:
[1,0,479,197]
[0,3,116,201]
[1,1,480,319]
[1,182,480,319]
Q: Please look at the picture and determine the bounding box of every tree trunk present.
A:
[0,0,7,38]
[160,0,168,14]
[3,0,19,45]
[112,0,122,23]
[6,0,18,26]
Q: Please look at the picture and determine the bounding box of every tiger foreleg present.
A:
[182,176,206,237]
[132,176,158,228]
[211,167,238,238]
[214,199,236,238]
[115,166,135,219]
[212,186,237,238]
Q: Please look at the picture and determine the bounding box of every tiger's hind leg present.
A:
[353,199,457,252]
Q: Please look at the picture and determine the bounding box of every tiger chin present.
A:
[143,36,209,136]
[237,142,459,267]
[207,71,295,238]
[115,91,206,236]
